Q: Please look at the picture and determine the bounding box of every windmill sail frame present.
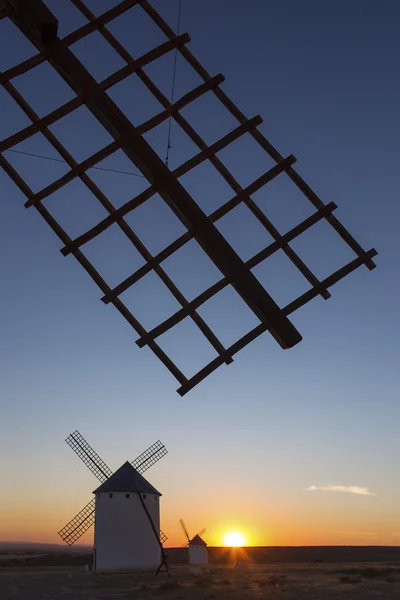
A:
[59,430,168,546]
[0,0,376,394]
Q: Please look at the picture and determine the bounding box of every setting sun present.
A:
[222,530,248,547]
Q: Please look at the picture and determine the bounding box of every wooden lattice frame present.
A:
[0,0,377,395]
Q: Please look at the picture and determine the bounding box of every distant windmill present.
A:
[59,431,169,574]
[179,518,208,566]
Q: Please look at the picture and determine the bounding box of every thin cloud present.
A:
[305,485,376,496]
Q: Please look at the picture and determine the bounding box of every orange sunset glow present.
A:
[222,530,248,547]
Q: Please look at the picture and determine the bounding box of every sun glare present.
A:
[222,530,248,547]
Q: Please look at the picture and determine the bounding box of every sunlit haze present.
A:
[222,531,248,547]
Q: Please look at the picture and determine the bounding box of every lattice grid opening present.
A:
[66,430,114,483]
[0,0,377,395]
[59,498,96,545]
[132,440,168,474]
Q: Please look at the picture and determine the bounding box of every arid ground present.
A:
[2,562,400,599]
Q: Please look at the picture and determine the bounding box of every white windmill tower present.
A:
[179,519,208,566]
[59,431,169,574]
[93,461,162,572]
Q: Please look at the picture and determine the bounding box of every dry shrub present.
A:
[361,567,394,579]
[134,583,149,591]
[157,580,182,592]
[336,566,399,580]
[266,575,281,586]
[339,575,361,584]
[194,577,213,586]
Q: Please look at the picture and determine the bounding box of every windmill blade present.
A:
[179,518,191,543]
[58,498,95,546]
[59,502,167,548]
[131,440,167,474]
[66,430,113,483]
[196,528,206,538]
[160,530,168,545]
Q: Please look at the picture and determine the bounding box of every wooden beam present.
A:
[0,153,187,386]
[102,154,296,305]
[135,202,337,349]
[177,248,378,396]
[0,35,190,152]
[68,0,332,304]
[140,0,377,272]
[6,1,301,347]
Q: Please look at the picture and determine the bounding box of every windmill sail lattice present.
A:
[59,431,168,546]
[59,498,96,546]
[0,0,377,395]
[66,430,113,483]
[179,518,206,547]
[131,440,168,473]
[179,518,190,545]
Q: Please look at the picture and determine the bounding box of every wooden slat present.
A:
[25,141,120,206]
[102,154,296,304]
[0,35,189,153]
[1,73,231,370]
[7,0,303,350]
[65,0,145,46]
[177,248,378,396]
[140,0,376,272]
[61,116,263,257]
[210,156,296,221]
[60,185,156,256]
[102,32,190,88]
[0,153,187,385]
[175,116,263,175]
[0,0,151,86]
[141,74,225,132]
[135,202,338,349]
[0,52,45,84]
[70,1,244,199]
[0,71,221,155]
[0,0,378,394]
[68,1,331,304]
[1,0,377,274]
[30,110,258,212]
[0,72,222,165]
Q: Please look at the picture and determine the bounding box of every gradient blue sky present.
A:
[0,0,399,546]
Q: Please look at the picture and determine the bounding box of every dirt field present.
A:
[1,563,400,599]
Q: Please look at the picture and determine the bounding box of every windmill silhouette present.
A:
[59,430,169,574]
[179,518,210,566]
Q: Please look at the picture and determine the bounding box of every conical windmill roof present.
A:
[93,461,161,495]
[189,534,207,547]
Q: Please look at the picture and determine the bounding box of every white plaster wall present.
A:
[189,544,208,565]
[94,492,160,571]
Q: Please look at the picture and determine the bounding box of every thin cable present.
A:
[4,148,144,178]
[165,0,182,167]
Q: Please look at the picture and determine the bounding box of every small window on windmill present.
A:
[142,494,147,499]
[109,493,113,499]
[125,493,130,499]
